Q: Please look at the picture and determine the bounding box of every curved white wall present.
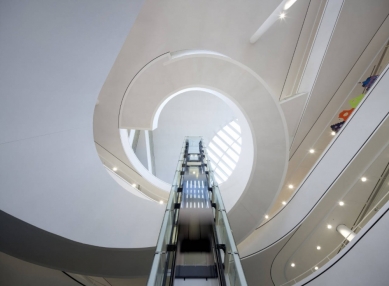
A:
[0,0,166,249]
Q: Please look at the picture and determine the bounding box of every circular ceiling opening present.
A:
[129,89,238,184]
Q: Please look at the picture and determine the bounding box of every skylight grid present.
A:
[218,161,232,176]
[214,168,228,181]
[207,119,242,184]
[229,121,241,133]
[222,155,236,169]
[213,136,228,151]
[209,142,223,157]
[231,142,241,154]
[217,130,234,145]
[207,150,219,164]
[224,126,240,140]
[214,173,223,184]
[226,148,239,162]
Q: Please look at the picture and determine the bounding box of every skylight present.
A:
[208,119,242,184]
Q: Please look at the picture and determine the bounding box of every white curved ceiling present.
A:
[2,0,389,283]
[118,52,289,242]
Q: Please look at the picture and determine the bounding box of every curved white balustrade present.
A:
[239,65,389,285]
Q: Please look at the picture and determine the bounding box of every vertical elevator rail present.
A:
[200,141,227,286]
[147,137,247,286]
[166,141,188,285]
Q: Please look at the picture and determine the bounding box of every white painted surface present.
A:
[297,0,344,94]
[298,201,389,286]
[290,0,389,156]
[280,93,308,146]
[135,130,149,170]
[270,121,389,285]
[119,129,171,198]
[288,0,344,147]
[93,0,311,212]
[250,0,295,43]
[119,53,289,241]
[239,65,389,257]
[240,64,389,285]
[275,13,389,228]
[144,130,153,173]
[0,0,166,248]
[105,167,152,201]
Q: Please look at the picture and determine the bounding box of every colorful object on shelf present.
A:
[339,108,355,121]
[329,76,373,133]
[362,75,378,91]
[331,121,345,133]
[349,94,365,108]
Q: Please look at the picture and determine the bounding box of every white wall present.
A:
[0,0,166,249]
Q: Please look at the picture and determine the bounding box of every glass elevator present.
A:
[147,137,247,286]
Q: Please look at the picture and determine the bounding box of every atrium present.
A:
[1,0,389,285]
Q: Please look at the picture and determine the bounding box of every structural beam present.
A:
[145,130,156,175]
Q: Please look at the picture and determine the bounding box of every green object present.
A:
[349,94,365,108]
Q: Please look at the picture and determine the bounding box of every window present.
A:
[207,119,242,184]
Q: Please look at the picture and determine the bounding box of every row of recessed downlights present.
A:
[265,177,367,222]
[111,166,164,204]
[288,176,368,270]
[270,132,342,269]
[264,172,368,220]
[289,247,322,270]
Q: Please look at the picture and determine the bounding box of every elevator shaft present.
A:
[148,137,247,286]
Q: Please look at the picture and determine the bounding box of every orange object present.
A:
[339,108,355,121]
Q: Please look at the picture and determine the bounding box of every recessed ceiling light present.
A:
[282,201,286,205]
[159,200,163,204]
[279,12,286,19]
[132,183,137,188]
[339,201,344,206]
[314,266,319,270]
[193,171,195,174]
[265,215,269,219]
[288,184,294,189]
[291,263,295,267]
[309,149,315,154]
[316,246,321,250]
[361,177,367,182]
[113,167,118,171]
[327,224,332,229]
[331,131,336,136]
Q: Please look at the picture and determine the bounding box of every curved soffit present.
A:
[119,52,289,243]
[237,66,389,283]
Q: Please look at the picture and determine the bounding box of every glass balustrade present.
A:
[280,159,389,286]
